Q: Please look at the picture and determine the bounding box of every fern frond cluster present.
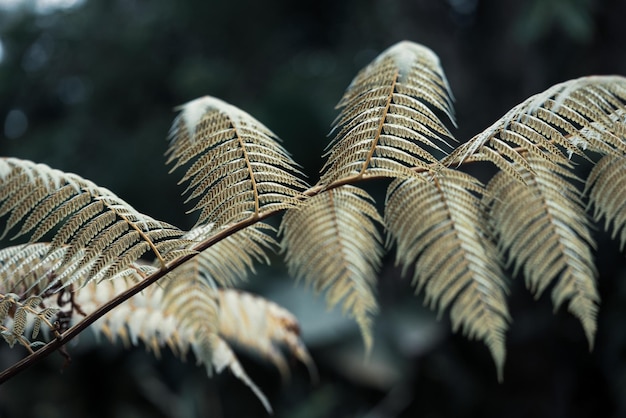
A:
[1,40,626,407]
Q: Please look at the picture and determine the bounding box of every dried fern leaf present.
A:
[0,243,154,349]
[0,157,188,289]
[486,158,598,346]
[79,276,309,413]
[587,154,626,250]
[181,223,277,287]
[320,41,456,185]
[280,185,382,352]
[447,76,626,172]
[78,260,219,369]
[166,96,308,227]
[218,289,316,382]
[385,168,510,379]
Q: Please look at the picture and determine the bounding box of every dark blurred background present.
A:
[1,0,626,417]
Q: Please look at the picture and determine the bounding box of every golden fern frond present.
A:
[280,185,383,352]
[320,41,456,185]
[0,158,188,289]
[166,96,309,227]
[486,158,599,346]
[446,76,626,172]
[587,154,626,250]
[0,244,125,350]
[384,168,510,379]
[181,223,277,287]
[0,244,76,348]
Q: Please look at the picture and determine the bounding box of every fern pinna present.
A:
[1,40,625,409]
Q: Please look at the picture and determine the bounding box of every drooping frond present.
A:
[75,271,276,410]
[166,96,309,227]
[218,288,316,382]
[0,242,312,413]
[320,41,456,185]
[0,158,189,290]
[280,185,383,352]
[447,76,626,172]
[82,281,311,413]
[587,154,626,250]
[385,168,510,379]
[181,223,277,287]
[486,158,599,346]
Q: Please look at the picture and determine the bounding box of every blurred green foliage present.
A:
[1,0,626,417]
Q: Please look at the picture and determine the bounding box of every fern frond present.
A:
[280,185,383,352]
[181,223,277,287]
[166,96,309,227]
[385,168,510,379]
[320,41,456,185]
[447,76,626,171]
[587,154,626,249]
[0,158,188,289]
[81,278,310,413]
[486,159,599,346]
[218,289,316,382]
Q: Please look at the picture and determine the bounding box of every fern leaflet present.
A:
[321,41,456,185]
[280,185,383,352]
[486,159,599,345]
[385,168,510,379]
[167,96,308,227]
